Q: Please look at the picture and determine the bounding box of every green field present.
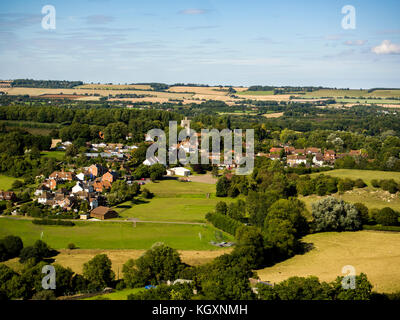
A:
[236,90,274,96]
[0,175,22,190]
[41,151,65,160]
[115,197,233,222]
[0,218,232,250]
[83,287,145,300]
[143,180,216,197]
[115,179,235,222]
[309,169,400,186]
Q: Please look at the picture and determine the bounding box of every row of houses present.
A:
[34,164,118,212]
[259,146,367,167]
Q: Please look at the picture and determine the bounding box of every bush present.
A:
[19,240,52,264]
[354,179,367,188]
[371,179,380,188]
[67,243,77,250]
[363,225,400,232]
[31,290,57,300]
[32,219,75,226]
[141,188,154,199]
[215,201,228,215]
[337,179,354,193]
[0,235,23,261]
[376,207,399,226]
[353,203,370,225]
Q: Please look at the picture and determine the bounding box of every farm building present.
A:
[167,167,191,177]
[90,206,118,220]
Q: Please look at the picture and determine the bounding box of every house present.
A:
[93,179,112,192]
[293,149,306,155]
[72,182,93,194]
[49,179,58,190]
[102,171,117,183]
[143,156,160,166]
[268,153,281,161]
[88,164,107,177]
[287,155,307,167]
[306,147,321,155]
[0,191,16,201]
[38,192,54,204]
[312,153,325,166]
[324,150,336,161]
[89,197,98,210]
[180,117,191,133]
[171,167,191,177]
[349,149,364,157]
[49,170,75,181]
[284,146,295,154]
[76,172,89,181]
[90,206,118,220]
[34,184,50,196]
[72,182,84,194]
[269,147,283,154]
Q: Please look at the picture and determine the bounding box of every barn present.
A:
[90,206,118,220]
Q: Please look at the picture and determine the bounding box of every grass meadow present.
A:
[0,175,22,190]
[0,218,233,250]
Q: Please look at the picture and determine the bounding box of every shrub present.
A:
[371,179,380,188]
[354,179,367,188]
[376,207,398,226]
[67,243,77,250]
[31,290,56,300]
[0,235,23,261]
[337,179,354,193]
[32,219,75,226]
[141,188,154,199]
[353,203,370,225]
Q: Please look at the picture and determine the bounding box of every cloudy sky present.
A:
[0,0,399,88]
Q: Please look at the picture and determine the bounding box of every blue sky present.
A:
[0,0,399,88]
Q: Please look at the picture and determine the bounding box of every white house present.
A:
[143,156,160,166]
[169,167,191,177]
[72,182,84,194]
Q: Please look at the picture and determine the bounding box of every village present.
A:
[258,146,368,167]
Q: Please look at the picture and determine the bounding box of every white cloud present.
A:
[344,40,367,46]
[372,40,400,54]
[179,9,208,15]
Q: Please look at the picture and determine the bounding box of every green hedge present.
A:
[363,225,400,232]
[32,219,75,226]
[205,212,243,236]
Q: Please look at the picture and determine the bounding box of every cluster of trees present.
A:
[106,180,140,206]
[296,174,366,196]
[11,79,83,88]
[0,238,122,300]
[257,274,373,300]
[205,212,243,235]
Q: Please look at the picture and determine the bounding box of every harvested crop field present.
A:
[2,249,231,275]
[256,231,400,293]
